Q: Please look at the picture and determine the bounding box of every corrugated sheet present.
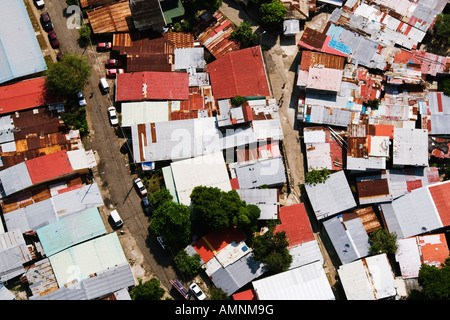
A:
[121,101,170,127]
[393,128,428,166]
[30,262,135,300]
[253,261,335,300]
[174,47,205,70]
[0,161,33,198]
[305,170,356,220]
[37,207,106,257]
[87,0,132,34]
[129,0,165,29]
[234,157,286,189]
[236,188,279,220]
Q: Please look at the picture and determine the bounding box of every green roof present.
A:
[160,0,185,25]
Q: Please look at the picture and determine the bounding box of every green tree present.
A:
[61,106,89,136]
[231,95,246,107]
[149,201,191,249]
[260,1,287,29]
[434,13,450,44]
[188,0,222,11]
[416,256,450,300]
[190,186,260,235]
[368,229,398,255]
[251,229,292,273]
[147,188,173,213]
[174,249,201,278]
[230,22,258,48]
[438,78,450,96]
[130,278,165,300]
[78,24,91,42]
[305,168,331,186]
[45,53,92,98]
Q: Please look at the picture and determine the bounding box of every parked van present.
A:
[99,77,110,94]
[109,209,123,228]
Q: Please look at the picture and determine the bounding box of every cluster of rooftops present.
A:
[0,0,449,301]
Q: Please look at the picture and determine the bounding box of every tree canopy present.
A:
[251,229,292,273]
[415,256,450,300]
[190,186,260,236]
[368,229,398,255]
[174,249,201,279]
[434,13,450,44]
[147,188,173,213]
[149,201,191,250]
[130,278,165,300]
[230,22,259,48]
[305,168,331,186]
[45,53,92,98]
[259,1,287,29]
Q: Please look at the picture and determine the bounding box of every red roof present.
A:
[25,150,73,184]
[419,234,450,267]
[0,77,60,115]
[232,289,257,300]
[274,203,315,247]
[207,46,270,99]
[192,227,246,263]
[116,71,189,102]
[428,181,450,227]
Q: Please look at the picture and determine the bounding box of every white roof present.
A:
[252,261,335,300]
[395,237,422,279]
[236,188,279,220]
[174,47,205,70]
[393,128,428,166]
[121,101,170,126]
[338,253,397,300]
[305,170,356,220]
[170,152,232,205]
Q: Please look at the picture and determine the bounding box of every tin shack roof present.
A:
[116,71,189,101]
[87,0,133,34]
[207,46,271,100]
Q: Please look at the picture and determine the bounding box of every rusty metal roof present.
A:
[79,0,117,8]
[300,51,345,71]
[87,0,133,34]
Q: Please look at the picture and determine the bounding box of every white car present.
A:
[34,0,44,8]
[189,283,206,300]
[77,92,86,107]
[133,178,147,197]
[108,106,119,126]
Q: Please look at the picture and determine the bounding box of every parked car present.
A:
[34,0,44,9]
[106,68,124,77]
[76,92,86,107]
[133,178,147,197]
[97,42,112,50]
[189,283,206,300]
[40,12,53,32]
[141,197,150,215]
[107,106,119,126]
[156,236,165,250]
[48,31,59,48]
[105,59,122,67]
[56,51,64,61]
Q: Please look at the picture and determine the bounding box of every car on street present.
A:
[107,106,119,126]
[97,42,112,50]
[141,197,150,215]
[76,92,86,107]
[156,236,166,250]
[133,178,147,197]
[105,59,122,67]
[40,12,53,32]
[56,51,64,61]
[106,68,124,77]
[189,283,206,300]
[48,31,59,48]
[34,0,44,9]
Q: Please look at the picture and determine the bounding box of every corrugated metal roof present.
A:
[37,207,106,257]
[0,162,33,198]
[428,180,450,227]
[252,261,335,300]
[170,152,232,205]
[0,229,32,282]
[0,0,47,84]
[174,47,205,70]
[236,188,279,220]
[51,182,104,217]
[275,203,315,247]
[49,232,128,287]
[207,46,271,100]
[25,150,73,185]
[116,71,189,102]
[129,0,165,29]
[323,214,370,264]
[393,128,428,166]
[305,170,356,220]
[30,262,135,300]
[87,0,133,34]
[234,157,286,189]
[121,101,170,127]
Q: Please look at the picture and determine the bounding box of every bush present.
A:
[231,95,246,107]
[130,278,165,300]
[260,1,287,29]
[230,22,258,48]
[174,249,201,278]
[368,229,398,255]
[305,168,330,186]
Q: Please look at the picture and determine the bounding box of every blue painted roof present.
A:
[0,0,47,84]
[37,207,107,257]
